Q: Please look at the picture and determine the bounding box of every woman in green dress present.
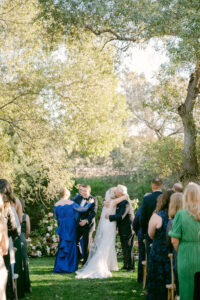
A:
[169,182,200,300]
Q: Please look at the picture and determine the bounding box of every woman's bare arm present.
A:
[148,213,162,240]
[26,214,31,239]
[171,237,179,252]
[15,198,23,224]
[0,222,9,255]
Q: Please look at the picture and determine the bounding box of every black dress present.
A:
[20,214,31,293]
[147,210,171,300]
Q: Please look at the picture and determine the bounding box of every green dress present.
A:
[169,209,200,300]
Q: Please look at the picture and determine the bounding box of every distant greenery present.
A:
[72,173,154,204]
[27,257,146,300]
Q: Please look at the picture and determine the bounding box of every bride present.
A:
[76,187,128,279]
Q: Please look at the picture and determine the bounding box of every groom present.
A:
[73,184,98,264]
[106,184,135,271]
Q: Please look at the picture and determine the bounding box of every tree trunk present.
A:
[178,61,200,183]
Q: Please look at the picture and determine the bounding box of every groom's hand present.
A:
[79,220,87,226]
[105,214,110,219]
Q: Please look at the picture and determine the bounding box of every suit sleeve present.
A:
[109,200,128,222]
[140,197,148,234]
[73,202,92,212]
[87,197,98,224]
[132,210,140,235]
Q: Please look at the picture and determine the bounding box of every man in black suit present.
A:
[73,184,98,264]
[140,178,163,258]
[106,185,135,271]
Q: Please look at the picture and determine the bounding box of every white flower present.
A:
[32,246,36,250]
[37,250,42,257]
[46,246,50,254]
[47,225,53,232]
[52,235,57,243]
[46,233,50,237]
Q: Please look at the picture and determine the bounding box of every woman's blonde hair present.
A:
[169,193,183,219]
[183,182,200,221]
[59,187,70,199]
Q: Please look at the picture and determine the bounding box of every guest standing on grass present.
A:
[166,192,183,297]
[0,179,19,300]
[147,190,174,300]
[169,182,200,300]
[0,194,9,300]
[132,207,145,283]
[73,185,98,265]
[140,178,163,258]
[53,188,93,273]
[19,198,31,293]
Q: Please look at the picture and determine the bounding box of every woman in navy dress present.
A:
[147,190,174,300]
[53,188,92,273]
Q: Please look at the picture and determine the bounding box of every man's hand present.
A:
[79,220,87,226]
[105,214,110,219]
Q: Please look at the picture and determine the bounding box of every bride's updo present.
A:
[105,187,116,202]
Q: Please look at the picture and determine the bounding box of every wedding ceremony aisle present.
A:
[26,257,146,300]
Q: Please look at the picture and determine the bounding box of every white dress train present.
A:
[76,202,118,279]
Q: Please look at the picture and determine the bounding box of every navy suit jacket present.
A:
[140,191,162,235]
[109,200,134,236]
[72,194,98,228]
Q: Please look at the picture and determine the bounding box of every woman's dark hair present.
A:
[155,190,174,212]
[0,179,16,204]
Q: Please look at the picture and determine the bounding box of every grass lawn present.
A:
[25,257,146,300]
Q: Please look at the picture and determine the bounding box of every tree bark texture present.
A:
[178,61,200,182]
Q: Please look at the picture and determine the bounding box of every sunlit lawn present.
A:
[25,257,146,300]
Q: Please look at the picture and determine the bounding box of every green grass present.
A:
[26,257,146,300]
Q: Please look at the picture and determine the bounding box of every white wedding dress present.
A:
[76,200,118,279]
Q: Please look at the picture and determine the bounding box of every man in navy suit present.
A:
[107,185,135,271]
[140,178,163,258]
[73,185,98,264]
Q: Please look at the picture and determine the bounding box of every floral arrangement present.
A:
[28,212,59,257]
[131,198,139,212]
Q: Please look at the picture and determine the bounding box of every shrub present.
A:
[28,212,59,257]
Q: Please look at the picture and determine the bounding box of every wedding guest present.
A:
[109,185,135,272]
[166,193,183,296]
[53,187,93,273]
[13,201,25,299]
[140,178,163,258]
[73,185,98,265]
[132,207,145,283]
[0,194,9,300]
[147,190,174,300]
[19,198,31,293]
[172,183,183,193]
[169,182,200,300]
[0,179,18,300]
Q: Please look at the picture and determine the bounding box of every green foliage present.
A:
[144,137,184,178]
[74,173,154,205]
[0,0,130,205]
[28,212,59,257]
